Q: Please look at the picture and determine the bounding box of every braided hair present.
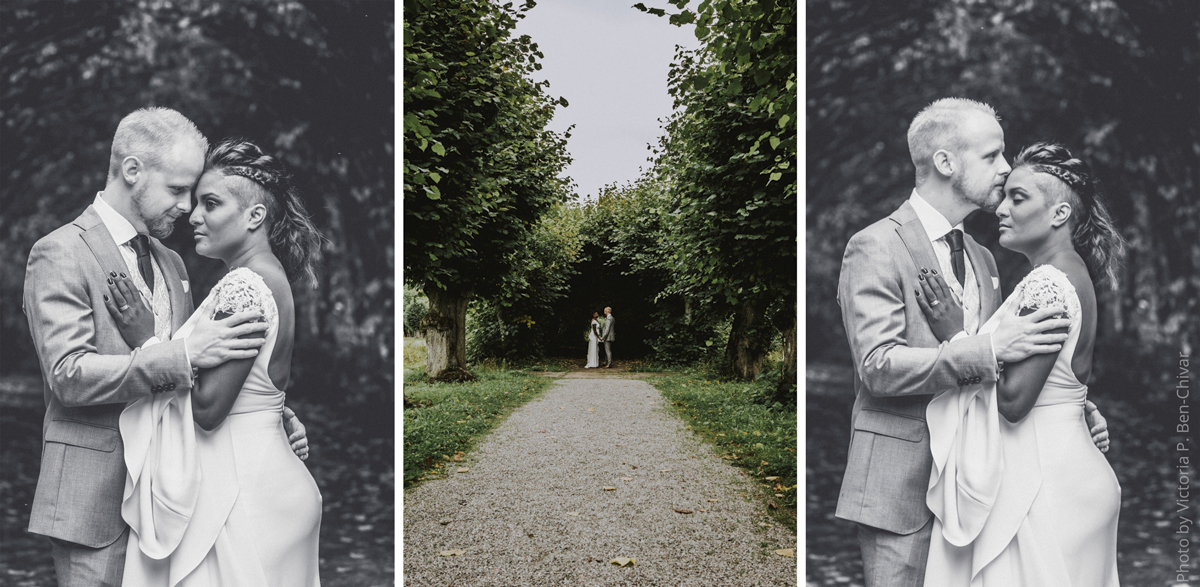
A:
[1013,141,1126,289]
[205,138,324,288]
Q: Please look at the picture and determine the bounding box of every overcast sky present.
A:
[513,1,697,201]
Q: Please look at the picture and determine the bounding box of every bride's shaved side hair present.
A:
[907,98,999,184]
[107,107,208,181]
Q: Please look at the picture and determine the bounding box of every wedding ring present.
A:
[118,304,130,312]
[930,300,940,307]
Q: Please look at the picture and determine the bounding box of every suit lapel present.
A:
[965,237,999,315]
[77,207,129,280]
[150,239,188,332]
[892,201,940,276]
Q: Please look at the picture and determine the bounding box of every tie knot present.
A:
[129,234,150,257]
[946,229,964,252]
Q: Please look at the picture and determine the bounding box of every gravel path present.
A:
[403,376,797,586]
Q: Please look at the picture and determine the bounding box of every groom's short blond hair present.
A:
[907,98,999,183]
[107,107,208,181]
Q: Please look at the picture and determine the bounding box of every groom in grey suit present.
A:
[835,98,1109,586]
[601,306,615,367]
[22,108,285,587]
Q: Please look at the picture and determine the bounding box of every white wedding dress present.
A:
[120,267,322,586]
[924,264,1120,586]
[586,319,600,368]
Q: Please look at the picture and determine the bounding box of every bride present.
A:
[586,311,601,368]
[917,142,1123,586]
[105,139,325,586]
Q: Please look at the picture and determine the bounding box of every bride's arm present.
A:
[192,316,264,431]
[995,307,1066,422]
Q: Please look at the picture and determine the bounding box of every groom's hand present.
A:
[185,310,269,369]
[1086,400,1111,453]
[283,405,310,461]
[991,306,1071,363]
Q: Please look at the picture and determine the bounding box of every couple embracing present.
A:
[586,307,614,369]
[23,107,324,586]
[837,98,1123,586]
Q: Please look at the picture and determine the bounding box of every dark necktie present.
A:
[129,234,154,292]
[946,229,965,288]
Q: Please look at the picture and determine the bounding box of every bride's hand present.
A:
[914,269,964,343]
[102,272,155,348]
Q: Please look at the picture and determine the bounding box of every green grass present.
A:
[403,367,554,487]
[647,373,797,532]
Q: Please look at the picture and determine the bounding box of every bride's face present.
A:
[190,171,255,260]
[996,166,1070,253]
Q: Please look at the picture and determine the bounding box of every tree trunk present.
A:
[422,286,475,382]
[726,299,770,380]
[772,305,797,405]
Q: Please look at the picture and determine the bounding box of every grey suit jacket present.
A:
[834,200,1003,534]
[601,314,615,342]
[22,205,195,548]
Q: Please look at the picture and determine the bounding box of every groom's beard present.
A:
[953,174,1004,214]
[133,183,178,239]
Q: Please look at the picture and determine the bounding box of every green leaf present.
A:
[769,136,780,150]
[429,172,442,184]
[431,143,446,156]
[778,114,790,128]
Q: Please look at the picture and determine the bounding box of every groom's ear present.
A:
[932,150,955,178]
[121,155,143,186]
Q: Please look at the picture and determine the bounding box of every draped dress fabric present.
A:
[586,319,600,368]
[121,267,322,587]
[924,264,1120,587]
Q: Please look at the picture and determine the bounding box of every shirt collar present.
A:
[909,189,964,243]
[93,192,139,246]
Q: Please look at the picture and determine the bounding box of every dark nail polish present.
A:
[919,275,925,281]
[120,272,126,279]
[109,271,117,277]
[107,278,113,284]
[932,269,938,275]
[921,268,929,274]
[915,290,920,296]
[103,294,109,301]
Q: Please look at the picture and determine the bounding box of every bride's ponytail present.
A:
[1013,142,1126,290]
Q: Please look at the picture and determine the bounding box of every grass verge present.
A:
[403,368,555,487]
[647,373,797,532]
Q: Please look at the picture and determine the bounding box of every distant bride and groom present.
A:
[585,307,615,368]
[837,98,1123,586]
[23,107,324,586]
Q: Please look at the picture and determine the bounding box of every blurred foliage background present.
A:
[0,1,394,584]
[806,0,1198,583]
[1,0,394,405]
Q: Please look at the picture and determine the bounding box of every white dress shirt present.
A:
[94,192,172,344]
[909,190,981,336]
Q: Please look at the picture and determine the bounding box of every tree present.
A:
[638,0,798,384]
[403,0,572,380]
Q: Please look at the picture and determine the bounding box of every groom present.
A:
[836,97,1109,586]
[22,107,306,587]
[601,306,615,368]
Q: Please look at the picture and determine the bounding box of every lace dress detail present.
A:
[1016,264,1080,323]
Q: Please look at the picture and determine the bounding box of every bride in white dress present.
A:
[106,139,325,586]
[916,142,1124,586]
[586,311,601,368]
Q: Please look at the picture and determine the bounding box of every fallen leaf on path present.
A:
[603,487,616,491]
[539,430,547,433]
[439,550,465,557]
[674,509,693,514]
[621,477,634,481]
[631,465,637,469]
[659,469,670,473]
[697,508,708,513]
[775,493,783,497]
[707,499,718,503]
[764,476,780,481]
[610,558,636,567]
[452,455,463,461]
[588,407,595,412]
[615,444,623,446]
[567,512,580,516]
[775,549,794,557]
[759,522,772,527]
[456,468,469,473]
